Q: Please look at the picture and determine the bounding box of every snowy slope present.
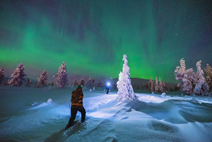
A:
[0,86,212,142]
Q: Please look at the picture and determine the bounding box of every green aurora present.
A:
[0,0,212,83]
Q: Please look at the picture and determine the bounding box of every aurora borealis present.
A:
[0,0,212,83]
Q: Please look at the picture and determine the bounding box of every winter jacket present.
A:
[71,88,83,108]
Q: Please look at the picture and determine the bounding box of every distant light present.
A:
[107,82,110,86]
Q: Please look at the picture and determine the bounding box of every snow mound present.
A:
[161,93,166,97]
[27,99,52,110]
[47,98,52,104]
[31,102,38,106]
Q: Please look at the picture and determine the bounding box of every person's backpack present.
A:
[71,90,82,103]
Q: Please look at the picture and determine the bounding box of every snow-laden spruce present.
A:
[193,60,209,95]
[174,58,194,94]
[204,64,212,92]
[86,77,92,86]
[53,62,68,88]
[25,78,32,87]
[37,70,48,87]
[79,77,85,85]
[175,58,210,95]
[117,54,137,101]
[148,77,154,92]
[159,77,163,92]
[0,67,4,85]
[7,63,27,86]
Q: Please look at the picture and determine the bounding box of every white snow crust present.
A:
[0,86,212,142]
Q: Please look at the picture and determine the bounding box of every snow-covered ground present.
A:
[0,86,212,142]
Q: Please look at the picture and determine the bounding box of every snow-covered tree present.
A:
[37,70,48,87]
[51,81,54,86]
[0,67,5,85]
[159,77,163,92]
[174,84,180,91]
[73,80,79,86]
[155,77,158,92]
[97,79,102,87]
[92,79,95,86]
[117,54,137,101]
[174,58,194,95]
[79,78,85,85]
[53,62,68,88]
[86,77,92,86]
[193,60,209,95]
[34,81,37,87]
[162,82,167,92]
[148,77,154,92]
[67,82,70,86]
[7,63,27,86]
[142,83,145,90]
[204,64,212,92]
[25,78,32,87]
[169,84,174,91]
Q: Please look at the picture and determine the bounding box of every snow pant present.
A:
[68,106,86,127]
[106,89,109,94]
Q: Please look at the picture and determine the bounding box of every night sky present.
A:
[0,0,212,83]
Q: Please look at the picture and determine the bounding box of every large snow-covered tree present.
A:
[174,58,194,95]
[0,67,4,85]
[193,60,209,95]
[53,62,68,88]
[7,63,27,86]
[117,54,137,101]
[37,70,48,87]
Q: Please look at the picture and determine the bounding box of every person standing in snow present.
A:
[106,86,110,94]
[106,82,110,94]
[65,85,86,130]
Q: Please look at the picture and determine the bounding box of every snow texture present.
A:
[1,86,212,142]
[53,62,68,88]
[117,54,137,101]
